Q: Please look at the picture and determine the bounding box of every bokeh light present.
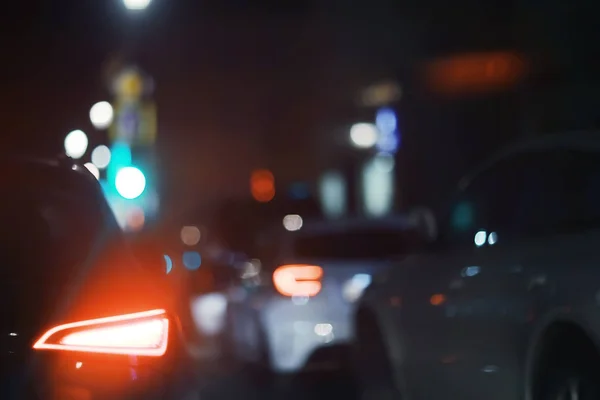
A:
[64,130,88,159]
[181,226,201,246]
[319,171,347,219]
[91,145,111,169]
[164,255,173,274]
[115,167,146,199]
[350,123,378,149]
[250,169,275,202]
[123,0,152,10]
[89,101,114,130]
[283,214,303,231]
[183,251,202,270]
[126,206,145,232]
[83,162,100,180]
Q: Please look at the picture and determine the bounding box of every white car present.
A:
[224,216,417,373]
[354,132,600,400]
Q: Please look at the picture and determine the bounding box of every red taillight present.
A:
[273,264,323,297]
[33,309,169,357]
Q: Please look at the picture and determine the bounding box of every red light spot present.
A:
[251,169,275,202]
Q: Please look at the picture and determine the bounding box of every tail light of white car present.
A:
[33,309,169,357]
[273,264,323,297]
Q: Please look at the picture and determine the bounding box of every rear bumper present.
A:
[6,343,198,400]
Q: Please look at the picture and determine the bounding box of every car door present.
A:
[401,153,535,400]
[439,149,591,400]
[400,167,519,400]
[437,153,539,400]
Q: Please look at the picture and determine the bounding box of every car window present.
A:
[291,228,415,260]
[516,149,600,236]
[444,148,600,247]
[443,153,529,246]
[0,167,124,285]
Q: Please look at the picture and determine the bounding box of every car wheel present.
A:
[354,309,400,400]
[539,367,599,400]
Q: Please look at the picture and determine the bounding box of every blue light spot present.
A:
[183,251,202,270]
[376,108,397,133]
[375,108,400,153]
[163,255,173,274]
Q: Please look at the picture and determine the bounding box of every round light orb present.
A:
[350,123,378,149]
[83,162,100,180]
[181,226,202,246]
[89,101,114,130]
[283,214,303,231]
[64,130,89,159]
[123,0,152,10]
[91,145,111,169]
[115,166,146,199]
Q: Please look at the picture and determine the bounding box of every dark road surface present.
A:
[198,368,358,400]
[195,345,359,400]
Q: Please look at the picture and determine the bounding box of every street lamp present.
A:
[123,0,152,10]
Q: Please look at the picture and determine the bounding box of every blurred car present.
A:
[3,157,198,400]
[224,216,419,373]
[354,132,600,400]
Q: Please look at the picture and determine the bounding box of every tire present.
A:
[354,310,400,400]
[538,367,600,400]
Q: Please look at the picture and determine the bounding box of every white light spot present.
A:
[84,162,100,180]
[462,266,481,277]
[190,293,228,336]
[342,274,372,302]
[91,145,111,169]
[115,167,146,199]
[123,0,152,10]
[89,101,114,130]
[474,230,487,247]
[350,123,378,149]
[64,130,88,159]
[314,323,333,336]
[488,232,498,245]
[75,362,83,369]
[283,214,303,231]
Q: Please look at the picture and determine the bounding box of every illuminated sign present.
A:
[425,51,526,94]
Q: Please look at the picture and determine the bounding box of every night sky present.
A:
[2,0,599,228]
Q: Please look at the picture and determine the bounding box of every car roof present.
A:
[460,131,600,189]
[291,215,412,237]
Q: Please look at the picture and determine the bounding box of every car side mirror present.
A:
[407,206,439,244]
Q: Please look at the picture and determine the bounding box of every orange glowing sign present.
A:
[250,169,275,202]
[425,51,526,94]
[273,264,323,297]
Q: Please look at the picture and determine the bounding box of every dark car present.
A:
[1,157,198,399]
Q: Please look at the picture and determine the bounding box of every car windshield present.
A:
[291,228,415,260]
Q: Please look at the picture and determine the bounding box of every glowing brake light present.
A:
[33,309,169,357]
[273,264,323,297]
